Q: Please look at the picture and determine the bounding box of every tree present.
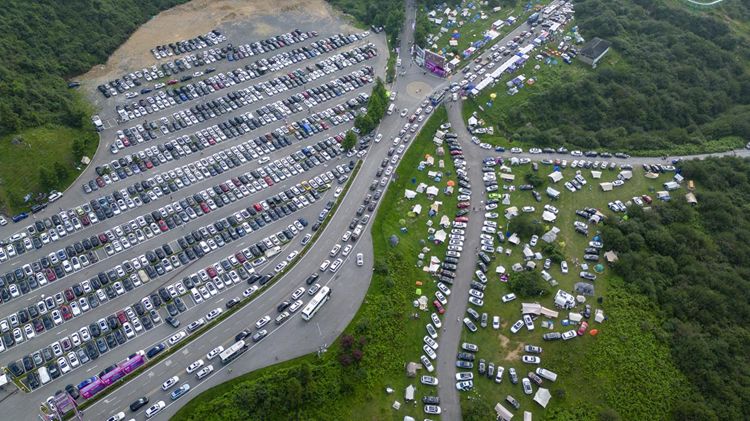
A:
[342,131,357,152]
[509,214,543,239]
[72,137,85,161]
[53,162,68,181]
[39,168,58,191]
[508,270,548,298]
[525,172,545,187]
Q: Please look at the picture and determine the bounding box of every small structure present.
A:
[599,182,613,192]
[507,233,521,245]
[604,250,618,263]
[590,170,602,179]
[412,204,422,215]
[80,156,91,165]
[568,312,583,323]
[405,385,415,401]
[434,229,447,243]
[416,183,427,193]
[541,227,560,243]
[426,185,439,198]
[578,37,611,68]
[405,362,419,377]
[546,186,560,199]
[619,170,633,180]
[542,210,557,222]
[685,192,698,205]
[595,308,605,323]
[500,173,516,182]
[548,172,563,183]
[440,215,450,228]
[392,401,401,410]
[574,282,595,296]
[495,403,515,420]
[505,206,519,219]
[663,181,680,191]
[404,189,417,200]
[533,387,552,408]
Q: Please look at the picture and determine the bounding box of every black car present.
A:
[423,396,440,405]
[96,337,109,354]
[174,297,187,312]
[235,329,251,342]
[130,397,149,412]
[8,361,24,377]
[65,384,81,400]
[146,343,165,358]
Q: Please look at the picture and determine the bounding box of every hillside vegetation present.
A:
[602,157,750,419]
[499,0,750,153]
[0,0,188,135]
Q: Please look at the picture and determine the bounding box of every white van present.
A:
[38,366,51,385]
[387,103,395,115]
[535,367,558,382]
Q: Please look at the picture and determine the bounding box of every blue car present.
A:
[170,383,190,400]
[77,376,98,390]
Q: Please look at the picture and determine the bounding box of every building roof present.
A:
[581,37,611,59]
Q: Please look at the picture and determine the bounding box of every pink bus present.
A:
[100,367,126,386]
[80,379,106,399]
[119,353,145,375]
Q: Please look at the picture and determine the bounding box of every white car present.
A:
[186,359,205,373]
[561,261,569,274]
[168,331,186,345]
[207,346,224,360]
[510,320,524,334]
[502,293,517,303]
[523,314,535,331]
[431,313,442,329]
[492,316,500,329]
[255,315,271,329]
[562,330,578,340]
[162,376,180,390]
[145,401,166,418]
[522,355,541,364]
[356,253,364,267]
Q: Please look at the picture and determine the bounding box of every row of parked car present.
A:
[114,31,366,121]
[151,29,227,59]
[10,161,331,389]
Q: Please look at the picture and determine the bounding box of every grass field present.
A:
[458,164,693,420]
[0,125,97,214]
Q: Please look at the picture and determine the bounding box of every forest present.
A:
[0,0,188,136]
[325,0,404,45]
[499,0,750,153]
[602,157,750,419]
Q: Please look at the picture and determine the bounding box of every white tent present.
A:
[548,172,563,183]
[405,384,415,401]
[534,388,552,408]
[507,233,520,245]
[434,230,447,243]
[500,173,515,182]
[542,211,557,222]
[496,265,506,274]
[599,182,613,192]
[467,116,478,126]
[590,170,602,179]
[412,204,422,215]
[440,215,450,227]
[404,189,417,199]
[619,170,633,180]
[522,303,542,315]
[595,309,605,323]
[416,183,427,193]
[568,312,583,322]
[495,403,515,420]
[505,207,519,219]
[426,186,439,197]
[524,411,533,421]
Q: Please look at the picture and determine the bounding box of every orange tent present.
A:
[589,329,599,336]
[446,180,455,187]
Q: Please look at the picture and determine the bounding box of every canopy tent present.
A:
[599,182,613,191]
[595,308,605,323]
[619,170,633,180]
[548,172,563,183]
[404,189,417,199]
[534,388,552,408]
[590,170,602,179]
[412,204,422,215]
[542,211,557,222]
[434,229,447,243]
[426,186,439,197]
[495,403,515,420]
[440,215,450,227]
[568,312,583,322]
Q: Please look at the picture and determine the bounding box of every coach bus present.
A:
[219,340,248,365]
[120,351,146,374]
[301,286,331,321]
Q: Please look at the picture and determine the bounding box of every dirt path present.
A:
[498,332,524,361]
[79,0,351,90]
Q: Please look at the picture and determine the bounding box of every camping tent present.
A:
[548,172,563,183]
[440,215,450,227]
[405,385,415,401]
[404,189,417,199]
[542,211,557,222]
[505,207,519,219]
[434,230,447,243]
[426,186,439,197]
[574,282,595,296]
[568,312,583,322]
[590,170,602,179]
[599,182,613,192]
[412,204,422,215]
[534,388,552,408]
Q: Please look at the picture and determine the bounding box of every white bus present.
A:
[387,103,395,115]
[301,286,331,321]
[219,340,247,364]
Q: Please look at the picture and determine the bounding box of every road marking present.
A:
[181,349,190,355]
[164,360,172,367]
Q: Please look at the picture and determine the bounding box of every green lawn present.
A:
[459,164,693,420]
[427,4,525,55]
[0,125,97,214]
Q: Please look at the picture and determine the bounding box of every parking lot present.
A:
[0,6,399,416]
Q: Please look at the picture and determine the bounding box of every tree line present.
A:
[602,157,750,419]
[325,0,404,45]
[0,1,189,137]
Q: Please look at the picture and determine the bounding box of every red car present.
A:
[455,216,469,223]
[117,311,128,325]
[457,202,471,209]
[235,252,247,263]
[45,268,57,282]
[96,177,106,187]
[206,267,218,278]
[98,233,109,243]
[433,300,445,314]
[60,305,73,321]
[167,79,178,85]
[64,289,75,302]
[253,203,263,212]
[263,176,274,186]
[145,160,154,169]
[577,321,589,336]
[200,202,211,213]
[158,220,168,232]
[641,194,653,204]
[81,214,90,226]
